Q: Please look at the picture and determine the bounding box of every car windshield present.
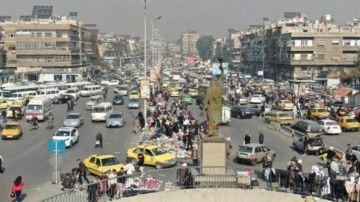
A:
[317,109,327,112]
[114,95,123,99]
[130,92,138,95]
[325,121,337,126]
[4,124,18,129]
[309,138,323,146]
[66,114,79,119]
[67,90,76,93]
[93,107,105,113]
[89,98,98,102]
[55,130,70,137]
[152,147,166,156]
[27,104,43,112]
[109,114,122,119]
[282,100,291,104]
[11,94,21,98]
[347,119,358,123]
[252,95,260,98]
[101,157,120,166]
[239,107,249,111]
[239,146,253,153]
[119,87,127,90]
[279,113,289,117]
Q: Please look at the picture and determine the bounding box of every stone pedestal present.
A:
[198,134,226,175]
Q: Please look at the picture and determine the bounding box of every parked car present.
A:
[52,127,79,148]
[318,119,342,135]
[128,98,140,109]
[52,94,74,104]
[126,144,177,169]
[112,95,125,105]
[83,154,124,176]
[230,106,252,119]
[250,94,266,104]
[106,112,126,128]
[290,120,324,137]
[236,143,276,166]
[293,136,325,155]
[63,113,84,128]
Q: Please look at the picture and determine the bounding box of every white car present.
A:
[250,94,266,104]
[52,127,79,148]
[318,119,342,135]
[351,145,360,160]
[108,79,120,86]
[239,97,249,105]
[64,87,80,100]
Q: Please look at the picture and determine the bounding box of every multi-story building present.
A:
[0,16,92,82]
[228,29,241,67]
[241,14,360,81]
[167,43,181,57]
[181,31,199,57]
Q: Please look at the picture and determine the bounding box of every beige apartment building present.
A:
[167,43,181,57]
[241,17,360,82]
[0,17,92,82]
[181,31,199,57]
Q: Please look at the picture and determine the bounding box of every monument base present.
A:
[198,134,227,175]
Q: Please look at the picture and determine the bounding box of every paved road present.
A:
[0,88,142,199]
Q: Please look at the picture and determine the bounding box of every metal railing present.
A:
[41,165,347,202]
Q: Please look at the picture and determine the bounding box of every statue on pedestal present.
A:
[203,56,225,137]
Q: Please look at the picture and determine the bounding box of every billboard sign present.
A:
[212,63,229,78]
[140,80,150,99]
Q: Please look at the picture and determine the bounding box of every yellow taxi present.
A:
[279,100,294,111]
[169,89,179,97]
[188,88,199,97]
[125,77,131,84]
[166,84,176,91]
[309,108,330,120]
[83,154,124,176]
[129,91,140,99]
[127,144,178,169]
[1,122,22,139]
[162,81,170,88]
[0,100,14,110]
[175,83,183,91]
[6,104,26,119]
[264,111,294,125]
[338,116,360,132]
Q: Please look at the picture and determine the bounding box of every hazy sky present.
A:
[0,0,360,41]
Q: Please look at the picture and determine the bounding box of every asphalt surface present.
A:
[0,89,358,200]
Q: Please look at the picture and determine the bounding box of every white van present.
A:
[80,85,102,97]
[25,97,53,121]
[91,102,113,122]
[85,95,104,110]
[64,87,80,100]
[7,91,38,101]
[38,88,60,99]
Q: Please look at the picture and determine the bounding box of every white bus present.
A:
[65,81,92,89]
[7,91,38,102]
[38,88,60,99]
[80,85,102,97]
[2,85,40,98]
[39,83,68,94]
[91,102,113,122]
[25,97,53,121]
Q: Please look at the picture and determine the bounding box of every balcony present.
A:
[15,49,72,55]
[342,45,360,52]
[290,58,356,66]
[289,46,314,51]
[16,60,81,67]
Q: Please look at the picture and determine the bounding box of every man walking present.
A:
[116,167,126,199]
[77,159,89,184]
[137,151,145,177]
[108,170,117,201]
[191,146,199,166]
[95,132,103,148]
[244,132,251,145]
[258,132,264,144]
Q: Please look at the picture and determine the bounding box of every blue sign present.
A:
[48,139,66,154]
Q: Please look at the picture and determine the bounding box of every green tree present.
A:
[196,35,215,60]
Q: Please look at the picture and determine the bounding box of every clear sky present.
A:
[0,0,360,41]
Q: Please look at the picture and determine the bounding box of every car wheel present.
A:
[250,159,257,166]
[155,163,162,169]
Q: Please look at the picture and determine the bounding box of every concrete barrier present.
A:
[267,121,281,131]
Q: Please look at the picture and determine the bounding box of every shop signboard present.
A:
[140,80,150,99]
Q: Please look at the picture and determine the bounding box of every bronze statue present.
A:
[203,56,225,137]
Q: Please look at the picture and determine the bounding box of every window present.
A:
[255,147,262,153]
[331,54,341,60]
[95,159,100,167]
[332,40,340,46]
[7,33,15,38]
[36,33,42,38]
[145,149,153,156]
[89,157,95,164]
[317,54,325,60]
[44,32,52,37]
[317,41,325,46]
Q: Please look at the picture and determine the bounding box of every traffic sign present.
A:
[47,139,66,154]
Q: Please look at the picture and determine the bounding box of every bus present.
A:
[2,85,40,98]
[39,83,67,94]
[25,97,53,121]
[65,81,92,90]
[91,102,113,122]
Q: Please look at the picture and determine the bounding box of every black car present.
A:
[290,120,323,136]
[52,94,74,104]
[249,105,262,116]
[113,95,125,105]
[230,106,252,119]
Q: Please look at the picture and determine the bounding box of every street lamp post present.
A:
[151,17,162,68]
[143,0,148,124]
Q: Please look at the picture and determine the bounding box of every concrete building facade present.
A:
[181,31,199,57]
[167,43,181,57]
[0,17,92,82]
[240,15,360,81]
